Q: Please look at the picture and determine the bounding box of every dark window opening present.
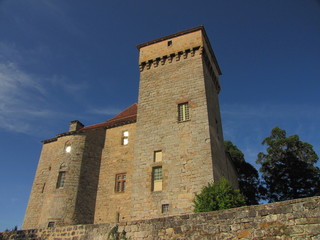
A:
[56,172,66,188]
[47,222,55,228]
[162,204,169,213]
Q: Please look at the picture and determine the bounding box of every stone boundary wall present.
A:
[1,196,320,240]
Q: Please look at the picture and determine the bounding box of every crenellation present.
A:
[139,47,202,72]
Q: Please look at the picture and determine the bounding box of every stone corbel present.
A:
[191,49,195,57]
[161,56,167,65]
[199,47,204,55]
[153,58,161,67]
[183,51,188,59]
[139,62,146,72]
[146,60,153,70]
[176,52,183,61]
[168,54,175,63]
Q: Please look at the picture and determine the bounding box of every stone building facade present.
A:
[22,26,238,230]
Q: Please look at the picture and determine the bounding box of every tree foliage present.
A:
[225,141,262,205]
[257,126,320,202]
[193,178,245,212]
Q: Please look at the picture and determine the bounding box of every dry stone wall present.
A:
[3,196,320,240]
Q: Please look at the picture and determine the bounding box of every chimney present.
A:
[69,120,84,131]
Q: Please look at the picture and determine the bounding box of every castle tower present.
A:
[131,26,237,220]
[22,122,105,229]
[23,26,238,229]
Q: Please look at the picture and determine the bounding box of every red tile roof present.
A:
[42,104,137,143]
[81,103,137,130]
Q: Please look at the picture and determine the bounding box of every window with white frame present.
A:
[178,102,190,122]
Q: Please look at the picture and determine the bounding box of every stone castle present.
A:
[22,26,238,230]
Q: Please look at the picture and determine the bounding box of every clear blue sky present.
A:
[0,0,319,231]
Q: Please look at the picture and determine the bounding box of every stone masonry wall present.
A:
[133,30,215,221]
[23,134,88,229]
[23,128,105,229]
[201,42,238,189]
[94,123,136,224]
[73,128,105,225]
[6,196,319,239]
[132,28,238,222]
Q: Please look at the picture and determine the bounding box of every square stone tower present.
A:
[131,26,237,220]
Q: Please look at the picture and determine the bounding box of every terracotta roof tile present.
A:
[81,103,137,130]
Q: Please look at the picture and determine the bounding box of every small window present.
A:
[154,151,162,162]
[115,173,126,193]
[65,146,71,153]
[167,40,172,46]
[122,131,129,145]
[56,172,66,188]
[47,222,55,228]
[152,167,163,191]
[65,141,72,153]
[178,102,190,122]
[162,204,169,213]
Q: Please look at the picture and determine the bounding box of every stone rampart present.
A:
[2,196,319,240]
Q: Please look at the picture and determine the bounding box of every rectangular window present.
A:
[47,222,55,228]
[56,172,66,188]
[162,204,169,213]
[154,151,162,162]
[115,173,126,192]
[178,102,190,122]
[122,131,129,145]
[152,167,163,191]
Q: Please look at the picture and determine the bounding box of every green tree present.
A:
[225,141,262,205]
[193,178,245,212]
[257,126,320,202]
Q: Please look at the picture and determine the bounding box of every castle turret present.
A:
[22,122,105,229]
